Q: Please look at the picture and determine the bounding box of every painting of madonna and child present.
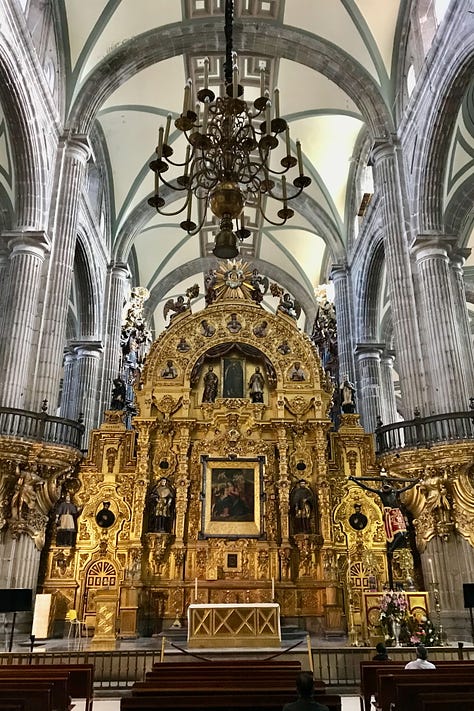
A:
[211,469,255,522]
[202,460,262,537]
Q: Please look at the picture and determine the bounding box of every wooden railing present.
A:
[375,410,474,454]
[0,407,84,450]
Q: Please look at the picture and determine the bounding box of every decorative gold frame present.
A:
[201,456,264,538]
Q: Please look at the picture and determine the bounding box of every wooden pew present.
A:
[0,684,52,711]
[121,693,342,711]
[376,669,474,711]
[0,675,69,711]
[0,663,94,711]
[419,690,474,710]
[393,679,474,711]
[360,658,474,711]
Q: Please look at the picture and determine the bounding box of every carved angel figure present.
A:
[250,269,269,303]
[270,283,301,319]
[163,295,188,323]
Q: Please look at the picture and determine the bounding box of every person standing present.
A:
[282,672,329,711]
[404,645,436,669]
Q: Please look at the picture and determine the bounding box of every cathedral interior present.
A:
[0,0,473,645]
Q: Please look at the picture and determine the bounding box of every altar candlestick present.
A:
[428,558,435,584]
[195,577,198,600]
[271,577,275,600]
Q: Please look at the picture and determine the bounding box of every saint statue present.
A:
[202,366,219,403]
[149,478,175,533]
[248,366,265,403]
[55,493,81,547]
[290,480,315,534]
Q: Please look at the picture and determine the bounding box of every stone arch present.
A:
[144,257,317,333]
[0,38,47,229]
[73,233,102,339]
[415,30,474,233]
[68,20,392,140]
[353,233,385,344]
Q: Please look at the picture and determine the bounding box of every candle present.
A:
[203,57,209,90]
[296,140,303,175]
[163,114,172,146]
[428,558,435,584]
[273,88,280,119]
[271,577,275,600]
[260,66,265,97]
[194,577,198,600]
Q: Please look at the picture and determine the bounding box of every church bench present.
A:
[0,684,53,711]
[144,669,318,685]
[375,670,474,711]
[121,692,342,711]
[0,675,70,711]
[151,660,302,671]
[0,663,94,711]
[419,690,474,710]
[392,680,474,711]
[360,659,474,711]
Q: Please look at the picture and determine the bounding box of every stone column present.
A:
[380,351,399,425]
[450,248,474,403]
[354,343,384,432]
[72,342,103,442]
[59,349,77,420]
[330,264,354,383]
[412,235,466,413]
[0,232,49,408]
[33,135,91,411]
[371,141,426,414]
[98,262,129,417]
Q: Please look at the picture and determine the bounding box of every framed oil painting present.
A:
[200,456,265,538]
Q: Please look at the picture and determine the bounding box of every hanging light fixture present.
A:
[148,0,311,259]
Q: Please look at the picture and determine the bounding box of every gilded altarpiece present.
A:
[41,261,403,639]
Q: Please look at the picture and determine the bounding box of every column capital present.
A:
[109,261,130,279]
[450,247,471,269]
[329,263,348,282]
[2,230,51,258]
[411,233,457,260]
[61,132,91,163]
[71,340,103,358]
[354,343,385,358]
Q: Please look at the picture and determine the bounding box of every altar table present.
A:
[187,602,281,648]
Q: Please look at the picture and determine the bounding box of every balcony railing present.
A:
[375,410,474,454]
[0,407,84,450]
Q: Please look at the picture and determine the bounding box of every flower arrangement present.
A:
[379,590,409,624]
[403,613,439,647]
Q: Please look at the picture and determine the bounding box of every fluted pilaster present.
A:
[59,349,77,420]
[450,248,474,401]
[0,232,49,408]
[412,235,467,413]
[380,351,398,424]
[371,141,425,414]
[72,342,103,442]
[330,264,354,383]
[98,262,129,417]
[355,343,384,432]
[33,135,91,410]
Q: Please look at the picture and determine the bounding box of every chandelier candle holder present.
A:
[148,0,311,258]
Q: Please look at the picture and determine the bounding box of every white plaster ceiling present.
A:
[58,0,467,336]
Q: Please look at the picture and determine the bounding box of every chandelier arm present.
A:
[263,181,304,202]
[184,194,210,236]
[257,202,291,227]
[156,174,189,192]
[224,0,234,87]
[152,200,193,218]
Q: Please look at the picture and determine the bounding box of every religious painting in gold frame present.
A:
[200,455,264,538]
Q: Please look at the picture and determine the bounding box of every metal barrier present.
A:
[0,645,472,690]
[0,407,84,450]
[375,410,474,454]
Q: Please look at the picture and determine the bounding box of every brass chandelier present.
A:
[148,0,311,259]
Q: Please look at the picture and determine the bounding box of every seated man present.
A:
[404,644,436,669]
[282,672,329,711]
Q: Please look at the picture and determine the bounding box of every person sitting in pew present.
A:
[282,672,329,711]
[404,644,436,669]
[373,642,391,661]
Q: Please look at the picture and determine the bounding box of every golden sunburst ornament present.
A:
[213,260,255,301]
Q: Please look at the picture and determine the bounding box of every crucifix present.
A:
[348,471,419,589]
